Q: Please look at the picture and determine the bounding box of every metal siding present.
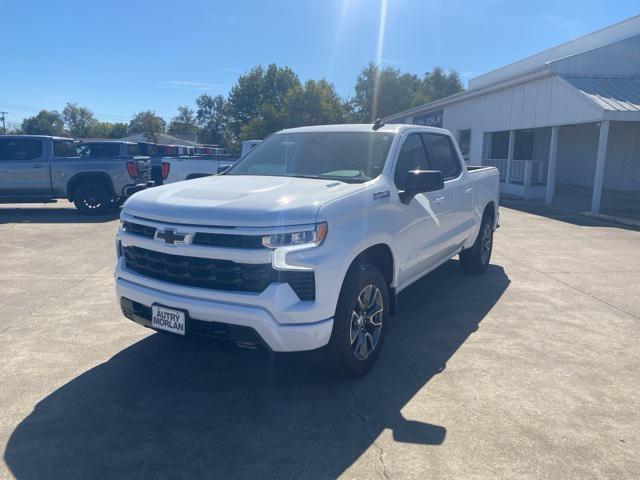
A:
[563,76,640,112]
[440,75,604,165]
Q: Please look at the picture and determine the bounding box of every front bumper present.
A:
[115,276,334,352]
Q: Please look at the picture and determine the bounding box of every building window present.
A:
[458,128,471,164]
[490,131,510,159]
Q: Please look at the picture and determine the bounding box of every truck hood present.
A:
[123,175,366,227]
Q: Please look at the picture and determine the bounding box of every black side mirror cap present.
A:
[399,170,444,204]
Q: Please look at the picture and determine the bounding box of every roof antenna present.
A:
[372,118,384,131]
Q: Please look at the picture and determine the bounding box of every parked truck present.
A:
[114,124,499,376]
[161,153,239,184]
[0,136,153,213]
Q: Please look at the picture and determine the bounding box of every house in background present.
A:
[384,15,640,219]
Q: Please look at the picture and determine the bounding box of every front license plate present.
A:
[151,305,186,336]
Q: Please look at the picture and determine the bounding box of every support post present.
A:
[545,125,559,205]
[591,121,610,214]
[505,130,515,185]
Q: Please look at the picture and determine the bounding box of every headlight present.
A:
[262,222,328,249]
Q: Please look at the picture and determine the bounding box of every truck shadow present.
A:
[0,206,119,224]
[4,260,509,479]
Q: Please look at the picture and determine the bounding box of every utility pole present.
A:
[0,111,7,135]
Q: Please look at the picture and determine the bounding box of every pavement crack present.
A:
[347,384,390,480]
[498,252,640,321]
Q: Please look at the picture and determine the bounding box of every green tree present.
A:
[294,79,349,126]
[419,67,464,102]
[353,63,423,122]
[352,63,464,122]
[109,122,129,138]
[91,121,129,138]
[168,106,198,138]
[195,94,228,146]
[226,64,303,142]
[128,111,166,142]
[21,110,65,136]
[62,103,98,138]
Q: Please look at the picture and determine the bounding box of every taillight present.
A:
[161,161,170,179]
[126,161,138,179]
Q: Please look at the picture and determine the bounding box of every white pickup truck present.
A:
[162,155,239,184]
[115,124,499,376]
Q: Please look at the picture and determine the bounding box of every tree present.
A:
[295,79,349,126]
[21,110,65,136]
[226,64,303,142]
[168,106,198,138]
[196,94,228,146]
[352,63,464,122]
[420,67,464,102]
[128,111,166,142]
[91,121,129,138]
[62,103,98,138]
[352,63,423,122]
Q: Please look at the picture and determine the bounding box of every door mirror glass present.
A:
[399,169,444,204]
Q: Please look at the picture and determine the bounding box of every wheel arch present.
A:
[483,201,497,229]
[66,173,116,200]
[347,243,397,315]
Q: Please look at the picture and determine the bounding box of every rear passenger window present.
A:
[77,143,120,158]
[0,138,43,161]
[422,134,461,180]
[126,144,140,156]
[53,140,77,158]
[394,133,429,189]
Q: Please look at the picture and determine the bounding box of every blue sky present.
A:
[2,0,639,125]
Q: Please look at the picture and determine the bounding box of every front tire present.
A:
[460,213,494,274]
[327,263,389,378]
[73,182,113,214]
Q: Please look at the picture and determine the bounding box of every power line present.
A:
[0,102,133,121]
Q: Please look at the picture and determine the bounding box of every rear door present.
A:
[0,138,51,196]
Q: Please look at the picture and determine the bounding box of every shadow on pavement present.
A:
[500,196,640,231]
[0,206,119,224]
[4,260,509,479]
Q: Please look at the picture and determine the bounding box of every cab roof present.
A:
[277,123,451,136]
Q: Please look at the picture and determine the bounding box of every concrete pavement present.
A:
[0,203,639,479]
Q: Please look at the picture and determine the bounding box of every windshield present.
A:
[226,131,394,183]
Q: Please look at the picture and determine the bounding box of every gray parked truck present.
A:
[0,136,153,214]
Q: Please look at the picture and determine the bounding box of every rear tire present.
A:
[327,263,389,378]
[72,182,112,214]
[460,213,494,274]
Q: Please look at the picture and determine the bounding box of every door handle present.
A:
[435,196,446,204]
[464,187,473,195]
[32,164,43,169]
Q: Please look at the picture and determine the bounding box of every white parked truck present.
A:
[115,124,499,376]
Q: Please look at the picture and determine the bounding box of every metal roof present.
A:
[563,76,640,112]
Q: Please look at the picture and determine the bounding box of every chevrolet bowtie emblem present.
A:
[156,228,188,244]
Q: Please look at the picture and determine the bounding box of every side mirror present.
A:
[399,169,444,204]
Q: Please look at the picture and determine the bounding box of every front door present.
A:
[391,133,448,290]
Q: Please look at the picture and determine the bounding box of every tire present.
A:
[72,182,113,214]
[327,263,389,378]
[460,212,494,274]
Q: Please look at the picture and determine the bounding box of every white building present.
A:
[384,15,640,217]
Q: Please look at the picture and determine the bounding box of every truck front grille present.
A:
[123,245,315,300]
[122,222,265,249]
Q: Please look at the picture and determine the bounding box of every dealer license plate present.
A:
[151,305,186,336]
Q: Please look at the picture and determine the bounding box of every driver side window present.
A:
[394,133,429,189]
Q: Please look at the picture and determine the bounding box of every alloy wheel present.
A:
[349,284,384,360]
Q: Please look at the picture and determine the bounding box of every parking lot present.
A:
[0,203,639,479]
